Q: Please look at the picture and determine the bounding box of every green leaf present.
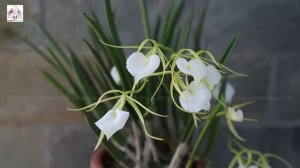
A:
[42,70,75,101]
[84,13,132,90]
[160,1,174,44]
[38,23,69,64]
[219,33,240,65]
[103,0,122,46]
[83,13,110,44]
[83,39,118,89]
[102,0,133,89]
[153,16,161,41]
[161,0,186,46]
[173,28,182,50]
[44,46,83,98]
[82,57,109,92]
[84,10,112,67]
[139,0,151,38]
[24,39,59,70]
[69,49,99,103]
[193,2,207,51]
[177,10,193,49]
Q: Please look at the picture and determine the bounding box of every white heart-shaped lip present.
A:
[126,52,160,83]
[179,81,211,112]
[227,107,243,122]
[95,109,129,140]
[176,58,207,82]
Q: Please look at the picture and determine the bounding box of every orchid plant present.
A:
[27,0,292,167]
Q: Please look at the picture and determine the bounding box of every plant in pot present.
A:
[27,0,292,167]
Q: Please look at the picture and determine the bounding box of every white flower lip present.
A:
[205,65,221,90]
[179,81,211,112]
[95,109,129,139]
[110,66,121,84]
[176,58,207,82]
[126,52,160,83]
[227,107,243,122]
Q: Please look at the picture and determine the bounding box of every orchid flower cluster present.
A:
[71,39,242,142]
[69,39,290,167]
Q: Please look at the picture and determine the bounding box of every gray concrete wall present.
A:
[0,0,299,167]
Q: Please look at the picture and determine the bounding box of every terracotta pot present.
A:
[90,148,206,168]
[192,157,207,168]
[90,148,114,168]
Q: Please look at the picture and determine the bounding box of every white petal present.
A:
[227,107,243,122]
[205,65,221,90]
[248,165,258,168]
[126,52,146,79]
[126,52,160,82]
[110,66,121,84]
[212,82,235,103]
[95,109,129,139]
[176,58,190,74]
[179,81,211,112]
[176,58,207,82]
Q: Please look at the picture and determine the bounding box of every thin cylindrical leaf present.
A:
[69,49,100,103]
[177,10,193,49]
[193,2,207,51]
[45,46,83,98]
[25,39,59,70]
[139,0,151,38]
[219,33,240,65]
[153,16,161,41]
[38,23,69,64]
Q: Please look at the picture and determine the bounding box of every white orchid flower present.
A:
[213,82,235,103]
[95,109,129,139]
[110,66,121,84]
[227,107,244,122]
[126,52,160,83]
[204,65,221,90]
[179,81,211,112]
[176,58,207,82]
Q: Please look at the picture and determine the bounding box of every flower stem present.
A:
[185,103,221,168]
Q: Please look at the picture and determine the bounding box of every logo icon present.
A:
[7,5,23,22]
